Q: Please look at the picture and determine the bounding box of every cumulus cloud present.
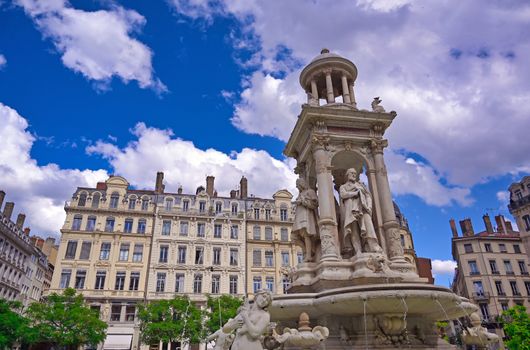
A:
[0,102,108,235]
[431,259,457,276]
[0,54,6,69]
[17,0,165,91]
[86,122,298,198]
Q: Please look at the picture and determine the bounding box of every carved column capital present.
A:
[311,134,330,151]
[370,139,388,154]
[322,68,333,75]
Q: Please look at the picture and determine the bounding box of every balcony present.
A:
[509,195,530,211]
[470,271,481,276]
[472,292,490,300]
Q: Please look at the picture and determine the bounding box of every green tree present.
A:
[205,294,243,335]
[0,299,36,348]
[26,288,107,350]
[137,296,205,346]
[502,305,530,350]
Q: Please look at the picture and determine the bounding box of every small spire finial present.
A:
[320,48,330,54]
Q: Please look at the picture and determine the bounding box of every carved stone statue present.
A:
[292,178,319,262]
[224,290,273,350]
[339,168,383,255]
[461,311,500,348]
[371,97,386,113]
[206,325,235,350]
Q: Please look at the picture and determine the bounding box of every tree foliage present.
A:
[0,299,36,348]
[26,288,107,349]
[502,305,530,350]
[137,296,205,346]
[205,294,243,335]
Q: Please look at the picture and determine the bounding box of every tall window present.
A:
[518,260,528,274]
[165,199,173,211]
[297,252,304,264]
[182,200,189,212]
[230,249,238,266]
[400,234,405,247]
[504,260,514,274]
[211,274,220,294]
[141,198,149,211]
[156,273,166,292]
[91,193,100,208]
[253,226,261,240]
[468,260,479,275]
[72,215,82,230]
[229,275,238,294]
[105,217,115,232]
[115,271,126,290]
[479,303,489,320]
[129,272,140,291]
[109,193,119,209]
[499,244,507,253]
[254,208,260,220]
[495,281,505,295]
[65,241,77,259]
[265,227,273,240]
[195,247,204,264]
[281,228,288,241]
[137,219,146,234]
[484,243,492,252]
[128,198,136,210]
[197,223,205,237]
[180,221,189,236]
[266,277,274,292]
[280,207,288,221]
[231,203,238,215]
[175,274,185,293]
[95,271,106,290]
[119,244,129,261]
[523,215,530,231]
[513,244,521,254]
[265,251,273,267]
[162,220,171,235]
[86,216,96,231]
[124,218,133,233]
[215,202,222,214]
[132,244,143,262]
[489,260,499,274]
[525,281,530,295]
[230,225,238,239]
[178,246,186,264]
[253,276,262,292]
[282,277,290,293]
[193,274,202,293]
[74,270,86,289]
[510,281,520,295]
[79,242,92,260]
[199,201,206,213]
[214,224,222,238]
[253,249,262,266]
[78,193,87,207]
[125,305,136,321]
[111,304,121,321]
[473,281,484,296]
[265,209,271,220]
[159,246,169,263]
[281,251,290,266]
[100,242,111,260]
[212,247,221,265]
[464,244,473,253]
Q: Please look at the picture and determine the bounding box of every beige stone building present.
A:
[508,175,530,258]
[451,214,530,338]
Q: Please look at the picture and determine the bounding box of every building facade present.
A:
[508,175,530,259]
[451,214,530,339]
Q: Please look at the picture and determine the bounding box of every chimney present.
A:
[449,219,458,237]
[96,182,107,190]
[3,202,14,220]
[505,220,513,232]
[24,227,31,236]
[206,176,215,197]
[0,190,5,209]
[155,172,165,194]
[230,190,237,199]
[495,215,506,234]
[16,213,26,229]
[459,218,474,237]
[483,214,494,233]
[240,176,248,199]
[177,186,183,194]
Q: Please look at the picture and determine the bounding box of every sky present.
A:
[1,0,530,286]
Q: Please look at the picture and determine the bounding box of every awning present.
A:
[103,334,133,350]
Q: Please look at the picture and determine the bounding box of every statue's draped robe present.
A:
[292,189,318,238]
[340,181,378,247]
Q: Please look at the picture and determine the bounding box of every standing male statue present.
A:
[339,168,382,255]
[292,178,319,262]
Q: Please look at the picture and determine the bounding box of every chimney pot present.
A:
[239,176,248,199]
[505,220,513,232]
[459,218,474,237]
[230,190,237,199]
[494,215,506,234]
[0,190,5,209]
[449,219,458,237]
[3,202,14,220]
[155,172,165,194]
[177,186,183,194]
[24,227,31,235]
[483,214,494,233]
[206,176,215,197]
[16,213,26,228]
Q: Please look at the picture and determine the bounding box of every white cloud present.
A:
[86,122,298,199]
[0,54,6,69]
[0,102,108,235]
[17,0,165,91]
[431,259,457,276]
[496,190,510,205]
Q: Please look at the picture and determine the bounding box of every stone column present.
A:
[324,69,334,103]
[312,137,340,261]
[310,79,319,106]
[341,75,351,104]
[366,168,386,253]
[349,82,357,109]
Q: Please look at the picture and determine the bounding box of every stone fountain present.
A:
[265,49,478,349]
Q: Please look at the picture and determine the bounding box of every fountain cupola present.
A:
[300,48,358,108]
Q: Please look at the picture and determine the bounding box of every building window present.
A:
[525,281,530,295]
[78,193,87,207]
[129,272,140,291]
[95,271,106,290]
[489,260,499,274]
[281,228,288,241]
[472,281,484,296]
[195,247,204,264]
[109,193,119,209]
[280,207,288,221]
[515,190,523,199]
[468,260,479,275]
[504,260,514,274]
[230,249,238,266]
[65,241,78,259]
[513,244,521,254]
[199,201,206,213]
[123,218,133,233]
[178,246,186,264]
[180,221,189,236]
[265,227,273,240]
[125,305,136,321]
[523,215,530,231]
[159,245,168,263]
[479,304,489,320]
[254,208,260,220]
[297,252,304,264]
[156,273,166,292]
[265,251,273,267]
[211,274,220,294]
[91,193,100,208]
[128,198,136,210]
[110,304,121,321]
[72,215,82,230]
[510,281,520,295]
[86,216,96,231]
[266,277,274,292]
[214,224,222,238]
[253,276,262,292]
[484,243,492,252]
[215,202,222,214]
[518,261,528,274]
[105,217,115,232]
[253,249,262,267]
[212,247,221,265]
[115,272,126,290]
[400,234,405,247]
[197,223,205,237]
[162,220,171,235]
[59,269,72,288]
[229,275,238,294]
[265,209,271,220]
[79,242,92,260]
[230,225,238,239]
[74,270,86,289]
[282,277,290,293]
[119,244,129,261]
[253,226,261,240]
[193,274,202,293]
[182,200,189,212]
[501,303,509,311]
[464,244,473,253]
[132,244,143,262]
[499,244,507,253]
[137,219,146,234]
[281,251,290,266]
[141,198,149,211]
[175,274,184,293]
[231,203,238,215]
[165,199,173,211]
[100,242,111,260]
[495,281,505,295]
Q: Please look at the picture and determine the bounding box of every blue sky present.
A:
[1,0,530,285]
